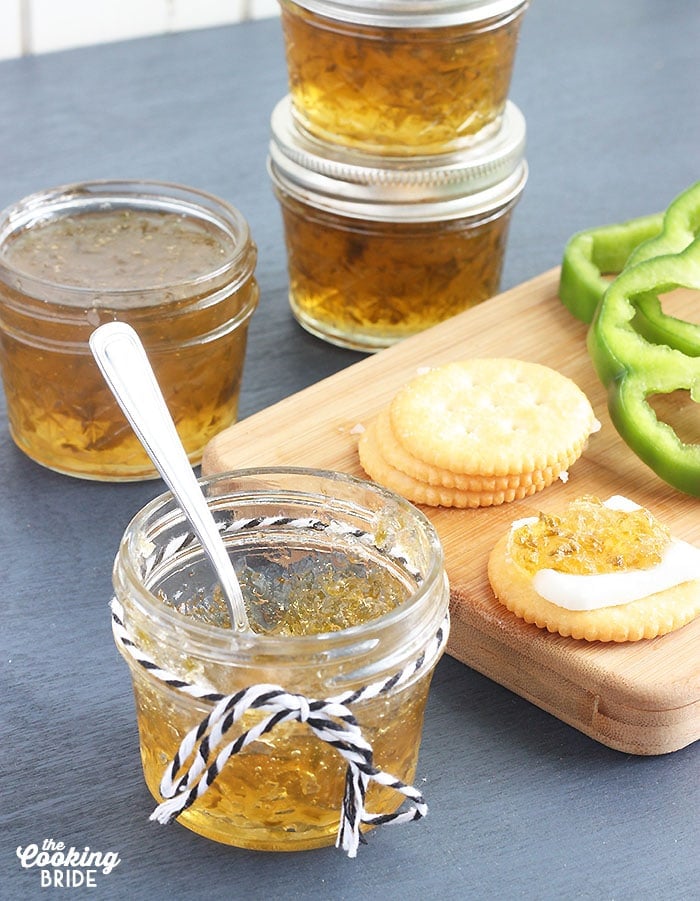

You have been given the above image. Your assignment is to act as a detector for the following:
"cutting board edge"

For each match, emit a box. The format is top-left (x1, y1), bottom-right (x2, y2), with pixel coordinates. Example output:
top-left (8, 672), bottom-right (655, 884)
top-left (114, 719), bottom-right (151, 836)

top-left (451, 647), bottom-right (699, 756)
top-left (447, 612), bottom-right (699, 756)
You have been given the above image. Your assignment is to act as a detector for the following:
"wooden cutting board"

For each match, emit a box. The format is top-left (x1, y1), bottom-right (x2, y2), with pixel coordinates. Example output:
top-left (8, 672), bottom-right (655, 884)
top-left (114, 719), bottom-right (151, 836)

top-left (202, 268), bottom-right (699, 756)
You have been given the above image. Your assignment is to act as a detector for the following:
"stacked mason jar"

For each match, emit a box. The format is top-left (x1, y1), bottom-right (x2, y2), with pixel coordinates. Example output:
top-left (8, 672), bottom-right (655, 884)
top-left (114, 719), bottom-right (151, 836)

top-left (269, 0), bottom-right (530, 352)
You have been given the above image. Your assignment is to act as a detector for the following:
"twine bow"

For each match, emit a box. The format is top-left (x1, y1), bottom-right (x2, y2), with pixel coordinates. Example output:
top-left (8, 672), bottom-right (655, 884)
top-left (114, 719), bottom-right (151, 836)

top-left (111, 599), bottom-right (448, 857)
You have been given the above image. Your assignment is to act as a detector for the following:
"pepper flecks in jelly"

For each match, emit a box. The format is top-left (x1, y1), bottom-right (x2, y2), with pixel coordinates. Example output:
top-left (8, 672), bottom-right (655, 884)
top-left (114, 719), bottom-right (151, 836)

top-left (280, 1), bottom-right (526, 155)
top-left (2, 209), bottom-right (234, 290)
top-left (0, 205), bottom-right (257, 480)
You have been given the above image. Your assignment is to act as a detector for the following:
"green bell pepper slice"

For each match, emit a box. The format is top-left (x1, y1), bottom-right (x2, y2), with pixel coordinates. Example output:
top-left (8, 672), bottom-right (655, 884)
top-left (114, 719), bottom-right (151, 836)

top-left (588, 238), bottom-right (700, 496)
top-left (628, 181), bottom-right (700, 264)
top-left (559, 212), bottom-right (663, 323)
top-left (559, 180), bottom-right (700, 336)
top-left (624, 181), bottom-right (700, 355)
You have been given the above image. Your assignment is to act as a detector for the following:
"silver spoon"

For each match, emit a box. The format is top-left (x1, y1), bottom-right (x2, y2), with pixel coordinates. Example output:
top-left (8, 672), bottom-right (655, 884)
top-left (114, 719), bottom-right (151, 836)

top-left (89, 321), bottom-right (251, 633)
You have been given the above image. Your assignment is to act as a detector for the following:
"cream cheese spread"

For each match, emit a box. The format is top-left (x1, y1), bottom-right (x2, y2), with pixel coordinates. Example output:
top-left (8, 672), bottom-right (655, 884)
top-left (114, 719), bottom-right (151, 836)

top-left (513, 496), bottom-right (700, 611)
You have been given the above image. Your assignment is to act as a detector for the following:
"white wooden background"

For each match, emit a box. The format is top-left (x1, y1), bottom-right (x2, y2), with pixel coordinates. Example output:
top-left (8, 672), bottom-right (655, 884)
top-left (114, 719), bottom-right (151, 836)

top-left (0, 0), bottom-right (280, 59)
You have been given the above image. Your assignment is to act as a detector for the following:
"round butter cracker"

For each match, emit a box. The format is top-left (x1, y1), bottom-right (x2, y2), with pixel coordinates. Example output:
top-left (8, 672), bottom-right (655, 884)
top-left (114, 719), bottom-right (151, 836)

top-left (374, 406), bottom-right (536, 491)
top-left (358, 418), bottom-right (546, 508)
top-left (389, 358), bottom-right (598, 477)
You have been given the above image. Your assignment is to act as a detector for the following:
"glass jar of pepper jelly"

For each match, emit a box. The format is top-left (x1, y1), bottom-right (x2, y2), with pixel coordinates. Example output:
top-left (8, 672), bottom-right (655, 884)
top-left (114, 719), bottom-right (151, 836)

top-left (0, 180), bottom-right (259, 481)
top-left (278, 0), bottom-right (530, 156)
top-left (111, 467), bottom-right (450, 851)
top-left (268, 95), bottom-right (527, 351)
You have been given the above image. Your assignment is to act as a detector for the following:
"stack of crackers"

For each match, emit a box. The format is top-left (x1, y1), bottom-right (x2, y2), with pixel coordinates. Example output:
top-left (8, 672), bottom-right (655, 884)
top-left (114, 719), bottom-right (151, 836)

top-left (359, 358), bottom-right (600, 508)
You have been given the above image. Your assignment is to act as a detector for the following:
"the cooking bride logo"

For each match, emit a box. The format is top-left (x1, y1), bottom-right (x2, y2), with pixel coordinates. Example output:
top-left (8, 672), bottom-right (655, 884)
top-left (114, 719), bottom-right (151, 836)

top-left (16, 838), bottom-right (121, 888)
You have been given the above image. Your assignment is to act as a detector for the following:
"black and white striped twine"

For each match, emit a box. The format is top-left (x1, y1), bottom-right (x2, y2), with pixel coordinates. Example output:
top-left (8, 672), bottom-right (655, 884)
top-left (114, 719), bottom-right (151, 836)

top-left (141, 512), bottom-right (424, 584)
top-left (113, 513), bottom-right (449, 857)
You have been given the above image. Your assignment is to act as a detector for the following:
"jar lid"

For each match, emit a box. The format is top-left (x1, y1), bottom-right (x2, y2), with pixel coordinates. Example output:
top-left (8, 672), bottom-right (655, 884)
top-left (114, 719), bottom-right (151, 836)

top-left (268, 96), bottom-right (528, 223)
top-left (283, 0), bottom-right (529, 28)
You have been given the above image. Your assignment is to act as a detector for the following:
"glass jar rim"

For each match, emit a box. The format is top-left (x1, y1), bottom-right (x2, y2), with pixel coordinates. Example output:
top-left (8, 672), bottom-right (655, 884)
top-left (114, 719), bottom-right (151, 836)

top-left (281, 0), bottom-right (529, 28)
top-left (268, 96), bottom-right (527, 222)
top-left (0, 179), bottom-right (257, 300)
top-left (113, 467), bottom-right (448, 663)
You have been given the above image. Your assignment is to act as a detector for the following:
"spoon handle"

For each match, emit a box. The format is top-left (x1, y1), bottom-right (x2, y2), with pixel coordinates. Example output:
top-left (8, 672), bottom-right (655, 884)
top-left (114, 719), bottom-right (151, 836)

top-left (89, 321), bottom-right (250, 633)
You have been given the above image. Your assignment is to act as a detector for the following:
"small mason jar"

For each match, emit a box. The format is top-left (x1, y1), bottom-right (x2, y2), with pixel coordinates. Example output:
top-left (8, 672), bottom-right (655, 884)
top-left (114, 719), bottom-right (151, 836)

top-left (112, 467), bottom-right (450, 851)
top-left (0, 180), bottom-right (258, 481)
top-left (278, 0), bottom-right (530, 156)
top-left (269, 95), bottom-right (527, 351)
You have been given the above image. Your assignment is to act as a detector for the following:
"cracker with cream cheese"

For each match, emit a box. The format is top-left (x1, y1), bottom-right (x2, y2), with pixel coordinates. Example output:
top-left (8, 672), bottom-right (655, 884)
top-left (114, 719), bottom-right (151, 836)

top-left (487, 497), bottom-right (700, 642)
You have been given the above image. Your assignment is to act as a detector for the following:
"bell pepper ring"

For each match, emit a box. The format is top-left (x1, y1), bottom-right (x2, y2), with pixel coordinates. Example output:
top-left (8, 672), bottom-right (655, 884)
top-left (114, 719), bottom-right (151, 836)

top-left (624, 181), bottom-right (700, 355)
top-left (559, 180), bottom-right (700, 335)
top-left (559, 212), bottom-right (663, 324)
top-left (628, 182), bottom-right (700, 265)
top-left (588, 238), bottom-right (700, 497)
